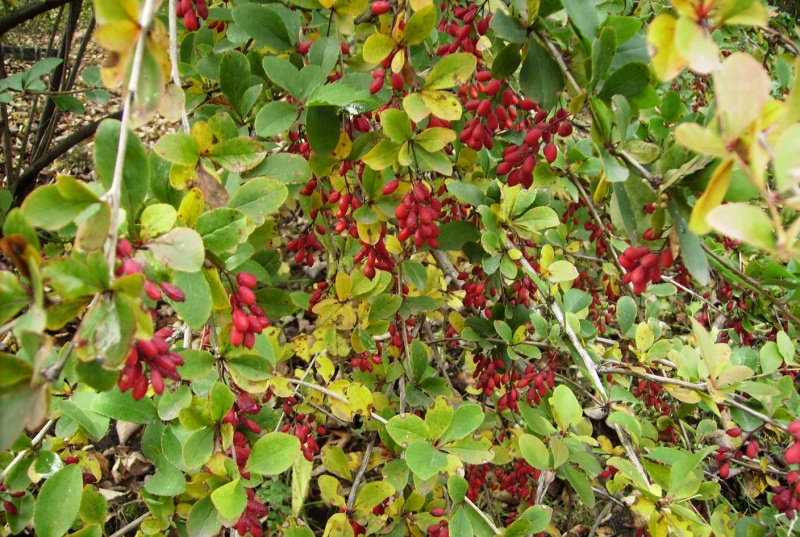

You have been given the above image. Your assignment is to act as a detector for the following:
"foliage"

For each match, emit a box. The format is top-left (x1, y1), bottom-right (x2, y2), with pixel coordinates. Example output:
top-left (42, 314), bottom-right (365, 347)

top-left (2, 0), bottom-right (800, 536)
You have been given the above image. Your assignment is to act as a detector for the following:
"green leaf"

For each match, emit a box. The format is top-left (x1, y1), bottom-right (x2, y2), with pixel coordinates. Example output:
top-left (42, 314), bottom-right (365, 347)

top-left (439, 403), bottom-right (484, 444)
top-left (60, 393), bottom-right (110, 441)
top-left (598, 62), bottom-right (649, 101)
top-left (449, 506), bottom-right (473, 537)
top-left (306, 105), bottom-right (340, 156)
top-left (183, 427), bottom-right (215, 468)
top-left (187, 495), bottom-right (222, 537)
top-left (551, 385), bottom-right (582, 429)
top-left (208, 137), bottom-right (266, 173)
top-left (90, 388), bottom-right (158, 424)
top-left (79, 484), bottom-right (108, 525)
top-left (380, 109), bottom-right (413, 143)
top-left (519, 505), bottom-right (552, 533)
top-left (33, 465), bottom-right (82, 537)
top-left (309, 36), bottom-right (341, 74)
top-left (140, 203), bottom-right (177, 239)
top-left (403, 4), bottom-right (437, 45)
top-left (405, 441), bottom-right (448, 480)
top-left (518, 434), bottom-right (549, 470)
top-left (489, 11), bottom-right (527, 44)
top-left (196, 208), bottom-right (248, 252)
top-left (144, 455), bottom-right (185, 496)
top-left (153, 133), bottom-right (200, 167)
top-left (424, 53), bottom-right (478, 90)
top-left (51, 94), bottom-right (85, 114)
top-left (362, 139), bottom-right (402, 170)
top-left (146, 227), bottom-right (205, 273)
top-left (591, 27), bottom-right (617, 86)
top-left (386, 413), bottom-right (431, 445)
top-left (246, 432), bottom-right (302, 475)
top-left (706, 203), bottom-right (776, 252)
top-left (171, 270), bottom-right (212, 329)
top-left (491, 43), bottom-right (522, 80)
top-left (353, 482), bottom-right (395, 512)
top-left (669, 204), bottom-right (710, 285)
top-left (520, 40), bottom-right (564, 111)
top-left (255, 101), bottom-right (299, 138)
top-left (220, 51), bottom-right (252, 119)
top-left (210, 381), bottom-right (235, 422)
top-left (211, 479), bottom-right (247, 522)
top-left (448, 474), bottom-right (468, 503)
top-left (231, 4), bottom-right (293, 52)
top-left (564, 464), bottom-right (595, 508)
top-left (21, 177), bottom-right (97, 231)
top-left (0, 272), bottom-right (29, 325)
top-left (773, 124), bottom-right (800, 192)
top-left (617, 296), bottom-right (637, 333)
top-left (561, 0), bottom-right (599, 41)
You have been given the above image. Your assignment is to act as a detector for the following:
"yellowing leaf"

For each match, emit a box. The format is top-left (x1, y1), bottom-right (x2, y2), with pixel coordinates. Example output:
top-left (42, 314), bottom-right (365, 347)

top-left (674, 15), bottom-right (720, 75)
top-left (647, 14), bottom-right (687, 81)
top-left (362, 33), bottom-right (396, 64)
top-left (674, 123), bottom-right (728, 158)
top-left (774, 124), bottom-right (800, 192)
top-left (690, 158), bottom-right (733, 234)
top-left (335, 272), bottom-right (352, 302)
top-left (715, 52), bottom-right (771, 143)
top-left (424, 53), bottom-right (478, 90)
top-left (403, 92), bottom-right (431, 123)
top-left (420, 90), bottom-right (463, 121)
top-left (706, 203), bottom-right (776, 252)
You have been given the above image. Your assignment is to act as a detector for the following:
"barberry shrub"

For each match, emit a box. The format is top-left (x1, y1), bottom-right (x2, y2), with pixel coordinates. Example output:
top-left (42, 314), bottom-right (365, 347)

top-left (1, 0), bottom-right (800, 536)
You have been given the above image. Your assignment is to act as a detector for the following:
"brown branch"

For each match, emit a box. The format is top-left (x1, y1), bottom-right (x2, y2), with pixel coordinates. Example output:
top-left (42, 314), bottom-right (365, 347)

top-left (0, 0), bottom-right (74, 37)
top-left (11, 109), bottom-right (122, 204)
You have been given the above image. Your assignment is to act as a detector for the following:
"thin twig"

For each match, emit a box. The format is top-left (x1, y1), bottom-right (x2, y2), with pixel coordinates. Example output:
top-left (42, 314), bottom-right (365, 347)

top-left (511, 240), bottom-right (650, 486)
top-left (346, 435), bottom-right (375, 510)
top-left (588, 501), bottom-right (614, 537)
top-left (702, 244), bottom-right (800, 330)
top-left (284, 378), bottom-right (388, 424)
top-left (532, 29), bottom-right (580, 95)
top-left (109, 512), bottom-right (149, 537)
top-left (0, 419), bottom-right (55, 482)
top-left (168, 0), bottom-right (190, 134)
top-left (464, 497), bottom-right (501, 535)
top-left (101, 0), bottom-right (158, 279)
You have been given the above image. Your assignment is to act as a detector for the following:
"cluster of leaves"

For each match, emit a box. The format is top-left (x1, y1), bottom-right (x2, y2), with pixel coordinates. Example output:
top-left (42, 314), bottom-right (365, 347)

top-left (2, 0), bottom-right (800, 536)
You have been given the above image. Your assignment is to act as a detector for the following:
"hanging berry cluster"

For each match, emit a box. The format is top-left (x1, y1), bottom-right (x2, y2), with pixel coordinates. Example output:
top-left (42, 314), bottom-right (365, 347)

top-left (619, 245), bottom-right (674, 294)
top-left (175, 0), bottom-right (208, 31)
top-left (395, 182), bottom-right (442, 249)
top-left (497, 109), bottom-right (572, 188)
top-left (118, 328), bottom-right (184, 400)
top-left (229, 272), bottom-right (270, 349)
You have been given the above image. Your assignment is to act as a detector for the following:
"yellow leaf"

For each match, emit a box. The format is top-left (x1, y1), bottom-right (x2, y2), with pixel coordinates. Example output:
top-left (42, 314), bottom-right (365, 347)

top-left (716, 52), bottom-right (771, 143)
top-left (177, 187), bottom-right (204, 226)
top-left (647, 14), bottom-right (687, 81)
top-left (403, 92), bottom-right (431, 123)
top-left (674, 123), bottom-right (728, 157)
top-left (362, 33), bottom-right (396, 64)
top-left (420, 90), bottom-right (464, 121)
top-left (335, 272), bottom-right (352, 302)
top-left (191, 121), bottom-right (213, 154)
top-left (357, 222), bottom-right (383, 245)
top-left (670, 0), bottom-right (698, 19)
top-left (316, 355), bottom-right (335, 383)
top-left (94, 20), bottom-right (139, 51)
top-left (690, 159), bottom-right (733, 234)
top-left (674, 15), bottom-right (720, 75)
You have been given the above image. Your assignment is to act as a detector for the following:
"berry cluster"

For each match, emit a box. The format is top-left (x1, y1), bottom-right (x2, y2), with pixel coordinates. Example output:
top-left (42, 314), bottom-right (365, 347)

top-left (223, 392), bottom-right (263, 435)
top-left (497, 109), bottom-right (572, 188)
top-left (369, 69), bottom-right (406, 94)
top-left (118, 328), bottom-right (184, 400)
top-left (116, 239), bottom-right (186, 304)
top-left (278, 405), bottom-right (324, 462)
top-left (436, 3), bottom-right (490, 57)
top-left (353, 232), bottom-right (395, 280)
top-left (426, 518), bottom-right (449, 537)
top-left (457, 266), bottom-right (490, 311)
top-left (0, 485), bottom-right (24, 516)
top-left (175, 0), bottom-right (208, 31)
top-left (233, 488), bottom-right (269, 537)
top-left (351, 349), bottom-right (383, 373)
top-left (619, 245), bottom-right (674, 294)
top-left (460, 72), bottom-right (531, 151)
top-left (395, 182), bottom-right (442, 249)
top-left (229, 272), bottom-right (270, 349)
top-left (287, 231), bottom-right (324, 267)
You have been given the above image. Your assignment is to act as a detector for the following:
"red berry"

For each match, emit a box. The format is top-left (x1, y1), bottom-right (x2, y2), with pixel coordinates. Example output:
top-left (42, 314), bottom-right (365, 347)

top-left (543, 144), bottom-right (557, 164)
top-left (298, 41), bottom-right (313, 54)
top-left (719, 461), bottom-right (730, 478)
top-left (183, 9), bottom-right (198, 30)
top-left (785, 442), bottom-right (800, 465)
top-left (727, 427), bottom-right (742, 438)
top-left (370, 1), bottom-right (392, 15)
top-left (237, 286), bottom-right (257, 306)
top-left (237, 272), bottom-right (258, 288)
top-left (132, 375), bottom-right (149, 400)
top-left (160, 282), bottom-right (186, 302)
